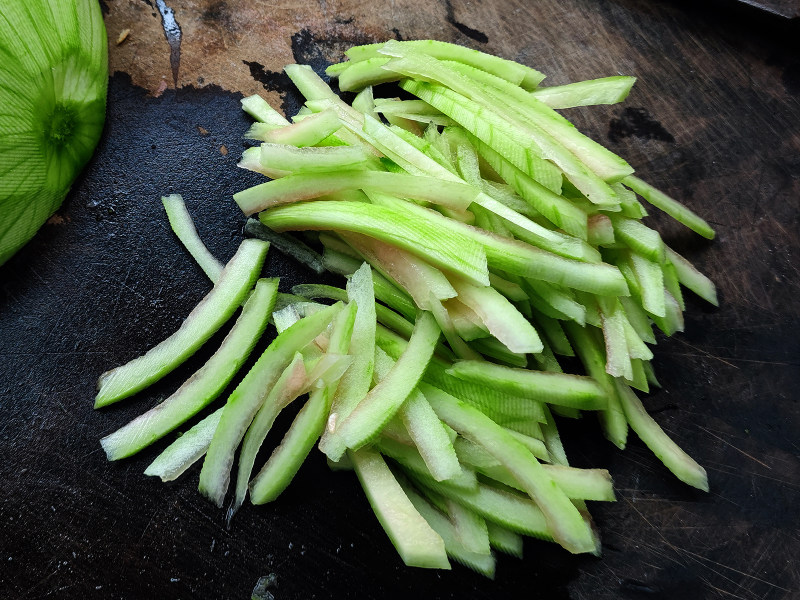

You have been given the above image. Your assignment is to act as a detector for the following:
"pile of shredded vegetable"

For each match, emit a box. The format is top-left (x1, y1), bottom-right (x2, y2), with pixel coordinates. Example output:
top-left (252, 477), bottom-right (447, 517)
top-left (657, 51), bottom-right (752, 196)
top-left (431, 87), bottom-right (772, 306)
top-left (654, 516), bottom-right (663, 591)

top-left (96, 40), bottom-right (716, 576)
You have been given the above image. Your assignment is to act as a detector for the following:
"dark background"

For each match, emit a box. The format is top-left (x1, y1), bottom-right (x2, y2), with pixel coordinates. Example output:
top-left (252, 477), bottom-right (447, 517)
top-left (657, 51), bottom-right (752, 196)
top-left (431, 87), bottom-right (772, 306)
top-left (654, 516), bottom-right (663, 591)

top-left (1, 0), bottom-right (798, 598)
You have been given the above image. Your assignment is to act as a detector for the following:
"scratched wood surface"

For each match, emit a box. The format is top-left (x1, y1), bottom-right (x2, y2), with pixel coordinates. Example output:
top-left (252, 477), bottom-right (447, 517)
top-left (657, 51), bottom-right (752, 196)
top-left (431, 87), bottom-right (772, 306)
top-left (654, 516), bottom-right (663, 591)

top-left (1, 0), bottom-right (798, 598)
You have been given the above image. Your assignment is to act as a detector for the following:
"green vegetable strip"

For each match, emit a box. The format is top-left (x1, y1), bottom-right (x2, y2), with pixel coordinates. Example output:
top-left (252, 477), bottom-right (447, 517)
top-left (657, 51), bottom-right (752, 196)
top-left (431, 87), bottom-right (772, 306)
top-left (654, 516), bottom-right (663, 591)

top-left (610, 215), bottom-right (666, 264)
top-left (335, 56), bottom-right (400, 91)
top-left (472, 137), bottom-right (588, 238)
top-left (232, 353), bottom-right (308, 513)
top-left (100, 278), bottom-right (277, 460)
top-left (375, 99), bottom-right (444, 116)
top-left (449, 277), bottom-right (543, 354)
top-left (336, 312), bottom-right (440, 450)
top-left (235, 170), bottom-right (479, 215)
top-left (410, 471), bottom-right (551, 539)
top-left (623, 175), bottom-right (715, 239)
top-left (248, 305), bottom-right (356, 505)
top-left (240, 94), bottom-right (290, 127)
top-left (429, 295), bottom-right (482, 361)
top-left (486, 521), bottom-right (524, 558)
top-left (248, 386), bottom-right (331, 504)
top-left (598, 297), bottom-right (634, 380)
top-left (346, 39), bottom-right (543, 87)
top-left (563, 322), bottom-right (628, 449)
top-left (293, 282), bottom-right (418, 343)
top-left (456, 440), bottom-right (615, 502)
top-left (198, 302), bottom-right (343, 506)
top-left (524, 279), bottom-right (587, 325)
top-left (318, 264), bottom-right (377, 461)
top-left (662, 260), bottom-right (686, 311)
top-left (531, 310), bottom-right (575, 357)
top-left (162, 194), bottom-right (224, 282)
top-left (627, 251), bottom-right (666, 318)
top-left (341, 231), bottom-right (458, 309)
top-left (375, 327), bottom-right (546, 423)
top-left (95, 238), bottom-right (269, 408)
top-left (587, 214), bottom-right (615, 247)
top-left (392, 367), bottom-right (461, 481)
top-left (143, 408), bottom-right (223, 482)
top-left (447, 361), bottom-right (606, 411)
top-left (401, 80), bottom-right (562, 193)
top-left (439, 60), bottom-right (633, 184)
top-left (376, 436), bottom-right (478, 491)
top-left (350, 447), bottom-right (451, 569)
top-left (367, 194), bottom-right (629, 296)
top-left (259, 143), bottom-right (376, 174)
top-left (613, 380), bottom-right (708, 491)
top-left (259, 200), bottom-right (490, 287)
top-left (539, 405), bottom-right (569, 465)
top-left (619, 295), bottom-right (656, 345)
top-left (258, 108), bottom-right (341, 147)
top-left (401, 485), bottom-right (496, 577)
top-left (665, 247), bottom-right (718, 306)
top-left (425, 389), bottom-right (598, 554)
top-left (445, 498), bottom-right (491, 555)
top-left (530, 76), bottom-right (636, 109)
top-left (391, 58), bottom-right (621, 204)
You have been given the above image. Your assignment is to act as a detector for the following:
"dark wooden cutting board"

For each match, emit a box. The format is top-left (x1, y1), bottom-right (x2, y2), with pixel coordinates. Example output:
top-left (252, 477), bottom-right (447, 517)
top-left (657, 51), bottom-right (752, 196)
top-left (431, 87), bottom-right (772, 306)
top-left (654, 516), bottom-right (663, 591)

top-left (1, 0), bottom-right (798, 598)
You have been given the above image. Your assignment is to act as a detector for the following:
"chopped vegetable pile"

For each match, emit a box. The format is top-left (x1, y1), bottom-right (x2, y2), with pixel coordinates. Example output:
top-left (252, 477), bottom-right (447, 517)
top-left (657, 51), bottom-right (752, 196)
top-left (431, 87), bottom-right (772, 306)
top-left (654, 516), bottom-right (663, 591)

top-left (96, 40), bottom-right (717, 576)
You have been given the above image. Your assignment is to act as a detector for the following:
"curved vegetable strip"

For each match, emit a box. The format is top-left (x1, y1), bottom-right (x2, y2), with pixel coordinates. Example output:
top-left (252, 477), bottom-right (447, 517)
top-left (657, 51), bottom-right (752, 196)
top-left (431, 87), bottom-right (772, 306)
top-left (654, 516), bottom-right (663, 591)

top-left (350, 40), bottom-right (545, 88)
top-left (446, 361), bottom-right (606, 411)
top-left (144, 408), bottom-right (223, 482)
top-left (376, 436), bottom-right (477, 491)
top-left (665, 247), bottom-right (718, 306)
top-left (232, 353), bottom-right (308, 513)
top-left (101, 278), bottom-right (278, 460)
top-left (235, 170), bottom-right (478, 215)
top-left (240, 94), bottom-right (290, 127)
top-left (563, 321), bottom-right (628, 449)
top-left (341, 231), bottom-right (458, 309)
top-left (336, 312), bottom-right (440, 450)
top-left (319, 263), bottom-right (377, 461)
top-left (614, 380), bottom-right (709, 491)
top-left (371, 349), bottom-right (461, 481)
top-left (257, 108), bottom-right (341, 147)
top-left (95, 238), bottom-right (269, 408)
top-left (259, 200), bottom-right (490, 287)
top-left (486, 521), bottom-right (524, 558)
top-left (623, 175), bottom-right (715, 240)
top-left (368, 194), bottom-right (629, 296)
top-left (247, 305), bottom-right (357, 506)
top-left (198, 301), bottom-right (344, 507)
top-left (530, 76), bottom-right (637, 109)
top-left (259, 143), bottom-right (374, 174)
top-left (162, 194), bottom-right (224, 282)
top-left (248, 386), bottom-right (331, 504)
top-left (424, 389), bottom-right (598, 554)
top-left (350, 447), bottom-right (450, 569)
top-left (449, 277), bottom-right (543, 354)
top-left (401, 484), bottom-right (496, 577)
top-left (409, 472), bottom-right (551, 539)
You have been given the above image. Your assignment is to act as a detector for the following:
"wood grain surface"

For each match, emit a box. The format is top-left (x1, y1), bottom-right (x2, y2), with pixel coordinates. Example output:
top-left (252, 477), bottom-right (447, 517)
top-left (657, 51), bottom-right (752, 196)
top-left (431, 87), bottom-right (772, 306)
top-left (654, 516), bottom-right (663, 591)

top-left (1, 0), bottom-right (798, 599)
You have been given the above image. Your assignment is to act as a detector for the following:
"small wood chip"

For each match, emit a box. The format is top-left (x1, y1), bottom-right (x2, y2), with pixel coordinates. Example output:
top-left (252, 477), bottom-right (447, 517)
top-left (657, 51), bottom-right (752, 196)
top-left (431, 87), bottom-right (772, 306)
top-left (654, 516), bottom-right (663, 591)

top-left (220, 145), bottom-right (229, 156)
top-left (116, 29), bottom-right (130, 45)
top-left (197, 125), bottom-right (209, 135)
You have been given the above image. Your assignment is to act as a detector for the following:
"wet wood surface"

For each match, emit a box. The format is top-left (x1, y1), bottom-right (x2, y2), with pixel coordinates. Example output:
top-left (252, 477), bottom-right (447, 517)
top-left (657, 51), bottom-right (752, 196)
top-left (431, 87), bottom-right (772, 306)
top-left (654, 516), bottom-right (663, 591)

top-left (1, 0), bottom-right (798, 598)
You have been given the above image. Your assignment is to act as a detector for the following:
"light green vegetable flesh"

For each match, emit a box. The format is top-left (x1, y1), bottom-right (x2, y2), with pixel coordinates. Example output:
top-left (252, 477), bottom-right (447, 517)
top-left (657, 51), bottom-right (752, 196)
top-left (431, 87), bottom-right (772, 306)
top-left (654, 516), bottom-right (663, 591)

top-left (96, 39), bottom-right (720, 578)
top-left (0, 0), bottom-right (108, 265)
top-left (95, 239), bottom-right (269, 407)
